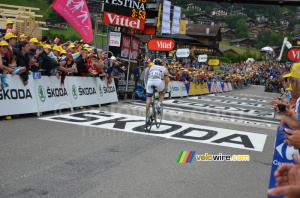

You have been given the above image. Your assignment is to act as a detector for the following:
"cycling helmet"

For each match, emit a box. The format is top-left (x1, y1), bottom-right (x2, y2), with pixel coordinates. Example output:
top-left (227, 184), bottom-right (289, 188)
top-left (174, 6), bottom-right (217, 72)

top-left (153, 59), bottom-right (162, 65)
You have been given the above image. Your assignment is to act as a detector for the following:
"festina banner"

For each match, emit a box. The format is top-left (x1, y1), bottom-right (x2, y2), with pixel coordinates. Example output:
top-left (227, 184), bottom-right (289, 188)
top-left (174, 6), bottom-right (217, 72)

top-left (172, 6), bottom-right (181, 34)
top-left (52, 0), bottom-right (93, 43)
top-left (162, 0), bottom-right (171, 34)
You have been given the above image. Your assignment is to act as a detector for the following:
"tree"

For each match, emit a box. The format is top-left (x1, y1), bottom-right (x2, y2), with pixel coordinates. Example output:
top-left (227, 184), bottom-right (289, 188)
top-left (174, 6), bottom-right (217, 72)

top-left (235, 18), bottom-right (249, 38)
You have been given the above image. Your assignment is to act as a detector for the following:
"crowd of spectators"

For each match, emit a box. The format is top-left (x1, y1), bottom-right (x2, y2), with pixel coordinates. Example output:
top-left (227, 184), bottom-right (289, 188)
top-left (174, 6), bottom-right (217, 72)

top-left (0, 20), bottom-right (127, 90)
top-left (139, 56), bottom-right (292, 93)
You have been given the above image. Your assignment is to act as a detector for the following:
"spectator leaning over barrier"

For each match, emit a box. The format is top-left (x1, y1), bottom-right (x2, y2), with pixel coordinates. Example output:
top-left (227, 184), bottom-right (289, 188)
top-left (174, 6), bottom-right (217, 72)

top-left (279, 63), bottom-right (300, 130)
top-left (105, 56), bottom-right (116, 85)
top-left (27, 38), bottom-right (40, 72)
top-left (0, 41), bottom-right (14, 74)
top-left (39, 44), bottom-right (59, 76)
top-left (98, 58), bottom-right (106, 80)
top-left (112, 66), bottom-right (122, 91)
top-left (73, 47), bottom-right (89, 76)
top-left (87, 54), bottom-right (99, 77)
top-left (59, 55), bottom-right (75, 86)
top-left (13, 41), bottom-right (30, 86)
top-left (4, 33), bottom-right (17, 63)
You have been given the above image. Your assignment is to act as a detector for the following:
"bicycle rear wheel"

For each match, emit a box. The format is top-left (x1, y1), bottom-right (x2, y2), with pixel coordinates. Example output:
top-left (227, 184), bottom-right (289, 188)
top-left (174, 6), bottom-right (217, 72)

top-left (145, 102), bottom-right (154, 132)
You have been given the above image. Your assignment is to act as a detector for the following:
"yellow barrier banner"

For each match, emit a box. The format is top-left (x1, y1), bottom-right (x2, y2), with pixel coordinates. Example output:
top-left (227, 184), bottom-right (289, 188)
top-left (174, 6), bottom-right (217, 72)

top-left (189, 82), bottom-right (201, 96)
top-left (200, 83), bottom-right (209, 94)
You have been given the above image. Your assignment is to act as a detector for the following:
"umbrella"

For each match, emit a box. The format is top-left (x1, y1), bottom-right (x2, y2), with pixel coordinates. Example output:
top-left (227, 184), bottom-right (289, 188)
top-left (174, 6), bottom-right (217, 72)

top-left (261, 46), bottom-right (273, 52)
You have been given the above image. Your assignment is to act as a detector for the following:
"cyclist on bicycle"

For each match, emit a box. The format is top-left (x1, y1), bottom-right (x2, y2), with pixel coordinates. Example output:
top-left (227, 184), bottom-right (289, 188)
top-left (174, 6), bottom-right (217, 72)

top-left (145, 59), bottom-right (169, 118)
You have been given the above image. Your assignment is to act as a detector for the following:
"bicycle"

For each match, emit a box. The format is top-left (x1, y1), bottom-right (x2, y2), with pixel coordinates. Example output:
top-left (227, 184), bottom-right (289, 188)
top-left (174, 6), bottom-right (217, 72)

top-left (145, 86), bottom-right (163, 132)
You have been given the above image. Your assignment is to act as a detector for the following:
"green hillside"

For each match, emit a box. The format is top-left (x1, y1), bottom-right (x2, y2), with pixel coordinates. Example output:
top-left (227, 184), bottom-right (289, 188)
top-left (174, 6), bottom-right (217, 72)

top-left (220, 40), bottom-right (260, 57)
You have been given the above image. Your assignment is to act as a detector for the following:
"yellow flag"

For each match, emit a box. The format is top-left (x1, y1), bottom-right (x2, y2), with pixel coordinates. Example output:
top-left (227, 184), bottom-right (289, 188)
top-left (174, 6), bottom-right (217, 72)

top-left (180, 20), bottom-right (186, 34)
top-left (157, 3), bottom-right (162, 28)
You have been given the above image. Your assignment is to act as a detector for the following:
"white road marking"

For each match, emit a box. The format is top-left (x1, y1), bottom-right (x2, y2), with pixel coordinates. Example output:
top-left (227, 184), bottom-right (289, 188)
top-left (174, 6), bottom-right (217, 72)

top-left (208, 116), bottom-right (271, 127)
top-left (40, 110), bottom-right (267, 152)
top-left (188, 97), bottom-right (272, 109)
top-left (163, 100), bottom-right (275, 118)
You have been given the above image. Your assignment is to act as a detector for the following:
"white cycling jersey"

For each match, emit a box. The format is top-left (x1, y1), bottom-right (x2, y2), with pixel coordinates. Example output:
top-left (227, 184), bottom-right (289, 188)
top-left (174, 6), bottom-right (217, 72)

top-left (146, 65), bottom-right (168, 95)
top-left (148, 65), bottom-right (168, 80)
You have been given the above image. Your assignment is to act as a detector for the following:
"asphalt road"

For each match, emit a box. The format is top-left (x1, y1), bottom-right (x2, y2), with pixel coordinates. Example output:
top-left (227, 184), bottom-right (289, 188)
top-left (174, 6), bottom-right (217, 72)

top-left (0, 85), bottom-right (281, 198)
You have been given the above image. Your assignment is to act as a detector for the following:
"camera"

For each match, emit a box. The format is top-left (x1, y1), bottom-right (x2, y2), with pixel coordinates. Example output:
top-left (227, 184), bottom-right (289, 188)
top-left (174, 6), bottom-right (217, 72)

top-left (277, 104), bottom-right (287, 112)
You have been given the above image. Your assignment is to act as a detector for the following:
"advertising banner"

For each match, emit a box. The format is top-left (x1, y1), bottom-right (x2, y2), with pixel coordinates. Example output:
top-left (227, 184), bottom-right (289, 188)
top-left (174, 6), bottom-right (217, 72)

top-left (148, 39), bottom-right (175, 51)
top-left (268, 125), bottom-right (299, 198)
top-left (208, 59), bottom-right (220, 66)
top-left (189, 82), bottom-right (201, 96)
top-left (176, 48), bottom-right (190, 58)
top-left (0, 75), bottom-right (38, 116)
top-left (169, 81), bottom-right (182, 98)
top-left (172, 6), bottom-right (181, 34)
top-left (130, 37), bottom-right (139, 60)
top-left (198, 54), bottom-right (208, 62)
top-left (121, 35), bottom-right (131, 59)
top-left (180, 82), bottom-right (188, 97)
top-left (109, 32), bottom-right (121, 47)
top-left (34, 76), bottom-right (72, 112)
top-left (162, 0), bottom-right (171, 34)
top-left (103, 12), bottom-right (145, 30)
top-left (96, 78), bottom-right (118, 105)
top-left (65, 77), bottom-right (100, 107)
top-left (199, 83), bottom-right (209, 95)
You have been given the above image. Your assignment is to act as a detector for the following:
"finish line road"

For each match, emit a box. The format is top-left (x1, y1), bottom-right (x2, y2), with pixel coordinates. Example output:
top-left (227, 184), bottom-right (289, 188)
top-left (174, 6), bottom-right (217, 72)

top-left (0, 85), bottom-right (280, 198)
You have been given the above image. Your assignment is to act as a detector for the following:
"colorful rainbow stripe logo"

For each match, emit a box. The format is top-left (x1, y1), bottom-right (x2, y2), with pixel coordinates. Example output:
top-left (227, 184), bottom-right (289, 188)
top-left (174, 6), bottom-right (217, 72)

top-left (176, 151), bottom-right (196, 163)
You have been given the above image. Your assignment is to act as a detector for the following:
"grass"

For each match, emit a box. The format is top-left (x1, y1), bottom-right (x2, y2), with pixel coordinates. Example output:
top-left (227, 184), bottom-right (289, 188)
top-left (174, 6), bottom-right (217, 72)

top-left (48, 25), bottom-right (107, 45)
top-left (220, 40), bottom-right (260, 57)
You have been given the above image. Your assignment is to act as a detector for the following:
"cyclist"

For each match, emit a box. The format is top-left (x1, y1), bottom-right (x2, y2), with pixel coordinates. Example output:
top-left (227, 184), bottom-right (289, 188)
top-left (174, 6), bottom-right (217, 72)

top-left (145, 59), bottom-right (169, 122)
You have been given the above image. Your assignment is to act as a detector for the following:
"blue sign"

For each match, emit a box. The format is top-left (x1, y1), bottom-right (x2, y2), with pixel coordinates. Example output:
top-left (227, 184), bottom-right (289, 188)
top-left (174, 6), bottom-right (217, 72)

top-left (268, 125), bottom-right (299, 198)
top-left (32, 72), bottom-right (41, 79)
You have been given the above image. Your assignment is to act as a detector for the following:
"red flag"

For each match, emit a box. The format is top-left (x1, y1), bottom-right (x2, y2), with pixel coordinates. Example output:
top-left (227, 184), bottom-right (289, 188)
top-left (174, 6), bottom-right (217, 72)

top-left (52, 0), bottom-right (93, 43)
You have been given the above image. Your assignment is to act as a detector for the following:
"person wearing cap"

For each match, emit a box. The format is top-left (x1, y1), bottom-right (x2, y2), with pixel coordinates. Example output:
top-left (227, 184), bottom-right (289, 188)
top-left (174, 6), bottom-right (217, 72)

top-left (52, 46), bottom-right (61, 57)
top-left (4, 32), bottom-right (17, 63)
top-left (105, 56), bottom-right (116, 76)
top-left (0, 41), bottom-right (13, 75)
top-left (277, 63), bottom-right (300, 130)
top-left (19, 34), bottom-right (28, 42)
top-left (12, 41), bottom-right (31, 86)
top-left (58, 54), bottom-right (75, 79)
top-left (5, 20), bottom-right (14, 34)
top-left (39, 44), bottom-right (60, 76)
top-left (27, 38), bottom-right (40, 72)
top-left (68, 44), bottom-right (76, 54)
top-left (13, 34), bottom-right (28, 49)
top-left (72, 47), bottom-right (90, 76)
